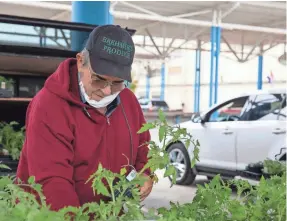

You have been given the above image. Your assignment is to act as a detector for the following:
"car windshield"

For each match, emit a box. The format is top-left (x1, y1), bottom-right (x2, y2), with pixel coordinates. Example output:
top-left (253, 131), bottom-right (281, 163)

top-left (151, 100), bottom-right (169, 108)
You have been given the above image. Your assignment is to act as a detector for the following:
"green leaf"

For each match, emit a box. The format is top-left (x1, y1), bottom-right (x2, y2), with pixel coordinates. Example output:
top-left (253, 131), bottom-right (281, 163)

top-left (185, 139), bottom-right (191, 149)
top-left (191, 146), bottom-right (200, 167)
top-left (97, 163), bottom-right (103, 173)
top-left (120, 167), bottom-right (127, 176)
top-left (157, 207), bottom-right (169, 216)
top-left (159, 126), bottom-right (165, 142)
top-left (158, 109), bottom-right (165, 122)
top-left (95, 181), bottom-right (110, 197)
top-left (229, 201), bottom-right (247, 220)
top-left (0, 176), bottom-right (13, 190)
top-left (0, 164), bottom-right (11, 170)
top-left (33, 184), bottom-right (43, 194)
top-left (164, 166), bottom-right (176, 179)
top-left (137, 123), bottom-right (155, 134)
top-left (28, 176), bottom-right (35, 185)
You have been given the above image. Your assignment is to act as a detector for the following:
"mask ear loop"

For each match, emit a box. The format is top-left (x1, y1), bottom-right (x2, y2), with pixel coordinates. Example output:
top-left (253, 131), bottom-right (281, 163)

top-left (124, 80), bottom-right (129, 88)
top-left (120, 102), bottom-right (134, 166)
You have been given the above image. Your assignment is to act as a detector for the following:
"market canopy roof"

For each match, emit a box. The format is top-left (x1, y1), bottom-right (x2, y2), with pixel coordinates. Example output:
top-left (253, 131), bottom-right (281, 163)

top-left (0, 1), bottom-right (286, 60)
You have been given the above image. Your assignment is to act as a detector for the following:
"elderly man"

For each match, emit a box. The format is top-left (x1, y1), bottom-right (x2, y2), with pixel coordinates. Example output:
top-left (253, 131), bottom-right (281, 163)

top-left (16, 25), bottom-right (153, 211)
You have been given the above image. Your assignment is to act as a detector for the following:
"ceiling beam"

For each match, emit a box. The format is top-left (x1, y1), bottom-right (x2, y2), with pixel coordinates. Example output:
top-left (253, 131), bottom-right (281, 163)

top-left (222, 35), bottom-right (242, 62)
top-left (172, 9), bottom-right (212, 18)
top-left (1, 1), bottom-right (285, 35)
top-left (221, 2), bottom-right (240, 20)
top-left (243, 34), bottom-right (270, 61)
top-left (119, 1), bottom-right (160, 16)
top-left (0, 1), bottom-right (71, 11)
top-left (111, 10), bottom-right (286, 35)
top-left (136, 9), bottom-right (212, 35)
top-left (240, 2), bottom-right (286, 10)
top-left (145, 28), bottom-right (162, 56)
top-left (50, 11), bottom-right (70, 20)
top-left (166, 27), bottom-right (207, 55)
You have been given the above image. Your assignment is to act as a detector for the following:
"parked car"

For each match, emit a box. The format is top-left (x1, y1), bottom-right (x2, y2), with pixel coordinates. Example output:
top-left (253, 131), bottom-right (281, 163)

top-left (138, 98), bottom-right (169, 111)
top-left (154, 88), bottom-right (286, 185)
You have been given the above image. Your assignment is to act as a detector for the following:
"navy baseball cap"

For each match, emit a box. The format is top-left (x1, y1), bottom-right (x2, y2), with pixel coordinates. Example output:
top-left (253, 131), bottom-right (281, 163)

top-left (85, 25), bottom-right (135, 82)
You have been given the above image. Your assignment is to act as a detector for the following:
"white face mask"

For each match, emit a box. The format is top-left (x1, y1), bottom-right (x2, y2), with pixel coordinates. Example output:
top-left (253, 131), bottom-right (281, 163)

top-left (79, 81), bottom-right (120, 108)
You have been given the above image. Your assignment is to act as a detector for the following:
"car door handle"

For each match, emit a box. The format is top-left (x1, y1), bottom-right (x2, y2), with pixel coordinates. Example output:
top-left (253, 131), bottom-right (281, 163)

top-left (272, 128), bottom-right (286, 135)
top-left (222, 129), bottom-right (233, 135)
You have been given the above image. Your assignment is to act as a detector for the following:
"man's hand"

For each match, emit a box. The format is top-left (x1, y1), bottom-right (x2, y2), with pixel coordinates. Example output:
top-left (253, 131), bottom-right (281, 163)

top-left (139, 174), bottom-right (153, 201)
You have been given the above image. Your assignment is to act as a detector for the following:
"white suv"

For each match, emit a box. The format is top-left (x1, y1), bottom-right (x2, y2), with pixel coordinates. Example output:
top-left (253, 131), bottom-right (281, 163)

top-left (156, 89), bottom-right (286, 185)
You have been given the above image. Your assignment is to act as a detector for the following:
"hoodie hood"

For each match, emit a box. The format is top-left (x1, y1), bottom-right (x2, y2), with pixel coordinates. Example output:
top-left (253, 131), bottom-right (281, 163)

top-left (44, 58), bottom-right (84, 107)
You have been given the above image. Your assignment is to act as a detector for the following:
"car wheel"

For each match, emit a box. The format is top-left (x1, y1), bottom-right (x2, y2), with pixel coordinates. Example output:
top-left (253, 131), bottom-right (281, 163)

top-left (167, 143), bottom-right (196, 185)
top-left (207, 176), bottom-right (213, 181)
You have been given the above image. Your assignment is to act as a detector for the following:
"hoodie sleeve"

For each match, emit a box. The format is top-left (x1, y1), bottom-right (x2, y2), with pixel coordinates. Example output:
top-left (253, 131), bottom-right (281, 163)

top-left (25, 99), bottom-right (80, 211)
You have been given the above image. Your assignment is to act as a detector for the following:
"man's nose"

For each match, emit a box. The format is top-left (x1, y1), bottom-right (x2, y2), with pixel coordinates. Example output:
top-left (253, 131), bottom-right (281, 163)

top-left (101, 85), bottom-right (112, 96)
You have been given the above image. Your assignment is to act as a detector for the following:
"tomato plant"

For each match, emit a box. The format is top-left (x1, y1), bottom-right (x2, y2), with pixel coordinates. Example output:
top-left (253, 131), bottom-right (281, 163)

top-left (0, 121), bottom-right (25, 160)
top-left (156, 172), bottom-right (286, 221)
top-left (0, 109), bottom-right (285, 220)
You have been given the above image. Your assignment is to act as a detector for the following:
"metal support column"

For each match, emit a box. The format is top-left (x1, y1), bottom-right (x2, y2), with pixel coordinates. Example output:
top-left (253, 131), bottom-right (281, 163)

top-left (209, 10), bottom-right (221, 107)
top-left (71, 1), bottom-right (113, 51)
top-left (209, 25), bottom-right (216, 107)
top-left (160, 62), bottom-right (165, 101)
top-left (214, 25), bottom-right (221, 104)
top-left (146, 75), bottom-right (150, 99)
top-left (257, 46), bottom-right (264, 90)
top-left (194, 40), bottom-right (201, 113)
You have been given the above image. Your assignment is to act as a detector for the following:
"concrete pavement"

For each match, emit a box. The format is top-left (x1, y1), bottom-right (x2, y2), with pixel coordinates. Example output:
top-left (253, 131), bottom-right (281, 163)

top-left (141, 170), bottom-right (208, 211)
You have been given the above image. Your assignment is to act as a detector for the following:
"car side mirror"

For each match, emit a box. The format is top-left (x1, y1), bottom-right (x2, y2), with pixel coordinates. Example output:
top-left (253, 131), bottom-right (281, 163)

top-left (200, 116), bottom-right (206, 124)
top-left (191, 113), bottom-right (206, 124)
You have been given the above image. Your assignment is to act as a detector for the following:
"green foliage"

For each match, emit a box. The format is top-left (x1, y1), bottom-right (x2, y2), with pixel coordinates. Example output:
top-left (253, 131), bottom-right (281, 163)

top-left (0, 110), bottom-right (197, 220)
top-left (137, 109), bottom-right (200, 184)
top-left (157, 172), bottom-right (286, 221)
top-left (263, 159), bottom-right (286, 175)
top-left (127, 71), bottom-right (138, 93)
top-left (0, 121), bottom-right (25, 160)
top-left (0, 76), bottom-right (14, 88)
top-left (0, 110), bottom-right (285, 220)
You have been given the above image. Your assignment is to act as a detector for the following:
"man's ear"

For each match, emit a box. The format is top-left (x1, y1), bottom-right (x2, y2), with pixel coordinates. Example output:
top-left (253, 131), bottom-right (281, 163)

top-left (76, 53), bottom-right (84, 71)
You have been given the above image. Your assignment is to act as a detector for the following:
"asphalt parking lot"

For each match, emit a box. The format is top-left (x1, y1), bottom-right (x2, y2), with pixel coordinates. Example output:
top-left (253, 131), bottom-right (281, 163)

top-left (141, 170), bottom-right (208, 211)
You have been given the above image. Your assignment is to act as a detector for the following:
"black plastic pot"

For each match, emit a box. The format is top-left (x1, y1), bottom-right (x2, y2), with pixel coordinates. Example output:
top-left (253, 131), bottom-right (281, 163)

top-left (0, 88), bottom-right (13, 98)
top-left (0, 155), bottom-right (19, 175)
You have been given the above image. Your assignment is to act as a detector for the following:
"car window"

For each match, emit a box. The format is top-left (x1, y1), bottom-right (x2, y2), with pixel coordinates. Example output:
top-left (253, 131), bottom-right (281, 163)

top-left (151, 100), bottom-right (169, 108)
top-left (248, 93), bottom-right (286, 121)
top-left (139, 100), bottom-right (149, 105)
top-left (208, 96), bottom-right (248, 122)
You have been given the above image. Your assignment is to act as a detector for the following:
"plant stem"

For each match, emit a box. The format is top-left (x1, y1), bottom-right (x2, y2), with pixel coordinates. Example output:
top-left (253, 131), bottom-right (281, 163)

top-left (138, 165), bottom-right (148, 176)
top-left (162, 125), bottom-right (167, 151)
top-left (138, 161), bottom-right (157, 177)
top-left (107, 179), bottom-right (116, 217)
top-left (17, 183), bottom-right (46, 207)
top-left (108, 181), bottom-right (116, 203)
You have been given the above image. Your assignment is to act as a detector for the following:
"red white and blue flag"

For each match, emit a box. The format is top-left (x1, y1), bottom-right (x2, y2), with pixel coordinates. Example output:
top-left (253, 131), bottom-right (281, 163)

top-left (267, 71), bottom-right (274, 83)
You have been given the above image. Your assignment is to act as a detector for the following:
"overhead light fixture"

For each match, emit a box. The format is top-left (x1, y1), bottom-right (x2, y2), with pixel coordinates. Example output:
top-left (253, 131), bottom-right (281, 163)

top-left (278, 43), bottom-right (286, 66)
top-left (278, 52), bottom-right (286, 66)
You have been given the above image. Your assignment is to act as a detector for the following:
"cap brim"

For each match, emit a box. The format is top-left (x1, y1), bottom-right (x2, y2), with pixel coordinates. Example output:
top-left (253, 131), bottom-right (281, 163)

top-left (90, 56), bottom-right (132, 82)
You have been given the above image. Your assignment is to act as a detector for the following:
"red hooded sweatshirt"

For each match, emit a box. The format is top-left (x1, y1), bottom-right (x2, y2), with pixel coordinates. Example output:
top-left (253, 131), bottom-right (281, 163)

top-left (16, 58), bottom-right (150, 211)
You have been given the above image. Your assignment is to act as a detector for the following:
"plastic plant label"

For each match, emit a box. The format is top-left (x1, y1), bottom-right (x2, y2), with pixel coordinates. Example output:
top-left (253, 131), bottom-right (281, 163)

top-left (126, 169), bottom-right (137, 182)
